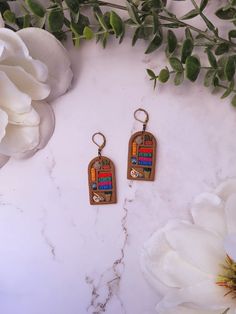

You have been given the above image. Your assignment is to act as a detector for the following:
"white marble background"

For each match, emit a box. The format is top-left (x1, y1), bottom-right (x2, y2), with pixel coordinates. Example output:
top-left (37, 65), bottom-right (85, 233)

top-left (1, 1), bottom-right (236, 313)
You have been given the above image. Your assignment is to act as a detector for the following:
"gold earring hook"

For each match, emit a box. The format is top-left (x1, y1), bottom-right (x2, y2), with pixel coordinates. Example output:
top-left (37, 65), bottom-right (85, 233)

top-left (92, 132), bottom-right (106, 156)
top-left (134, 108), bottom-right (149, 131)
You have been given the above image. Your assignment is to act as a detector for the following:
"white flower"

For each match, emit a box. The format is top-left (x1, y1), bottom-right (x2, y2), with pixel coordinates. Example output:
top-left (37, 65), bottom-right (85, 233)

top-left (141, 179), bottom-right (236, 314)
top-left (0, 26), bottom-right (73, 167)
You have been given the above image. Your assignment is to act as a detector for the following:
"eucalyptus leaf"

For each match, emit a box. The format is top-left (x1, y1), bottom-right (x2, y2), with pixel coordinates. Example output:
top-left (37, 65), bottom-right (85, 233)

top-left (48, 7), bottom-right (64, 32)
top-left (174, 71), bottom-right (184, 85)
top-left (158, 68), bottom-right (170, 83)
top-left (232, 95), bottom-right (236, 107)
top-left (167, 29), bottom-right (177, 53)
top-left (229, 30), bottom-right (236, 41)
top-left (126, 0), bottom-right (141, 25)
top-left (169, 57), bottom-right (184, 72)
top-left (23, 14), bottom-right (30, 28)
top-left (145, 32), bottom-right (163, 54)
top-left (200, 0), bottom-right (208, 11)
top-left (185, 27), bottom-right (193, 40)
top-left (83, 26), bottom-right (94, 40)
top-left (181, 9), bottom-right (199, 20)
top-left (147, 68), bottom-right (157, 79)
top-left (110, 11), bottom-right (123, 37)
top-left (0, 1), bottom-right (10, 14)
top-left (181, 38), bottom-right (194, 63)
top-left (65, 0), bottom-right (79, 14)
top-left (186, 55), bottom-right (201, 82)
top-left (204, 69), bottom-right (216, 87)
top-left (215, 43), bottom-right (229, 55)
top-left (3, 9), bottom-right (15, 23)
top-left (221, 80), bottom-right (234, 99)
top-left (207, 49), bottom-right (217, 68)
top-left (215, 7), bottom-right (236, 20)
top-left (225, 56), bottom-right (235, 81)
top-left (25, 0), bottom-right (45, 17)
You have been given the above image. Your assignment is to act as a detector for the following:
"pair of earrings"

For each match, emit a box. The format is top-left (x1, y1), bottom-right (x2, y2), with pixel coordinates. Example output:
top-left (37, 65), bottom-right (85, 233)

top-left (88, 108), bottom-right (157, 205)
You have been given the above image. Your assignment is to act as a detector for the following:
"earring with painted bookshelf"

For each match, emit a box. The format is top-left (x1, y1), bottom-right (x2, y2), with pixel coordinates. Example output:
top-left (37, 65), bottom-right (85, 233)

top-left (88, 132), bottom-right (117, 205)
top-left (127, 108), bottom-right (157, 181)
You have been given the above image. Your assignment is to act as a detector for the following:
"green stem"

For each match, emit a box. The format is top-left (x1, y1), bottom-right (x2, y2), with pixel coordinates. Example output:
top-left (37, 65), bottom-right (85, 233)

top-left (217, 84), bottom-right (236, 93)
top-left (84, 1), bottom-right (234, 47)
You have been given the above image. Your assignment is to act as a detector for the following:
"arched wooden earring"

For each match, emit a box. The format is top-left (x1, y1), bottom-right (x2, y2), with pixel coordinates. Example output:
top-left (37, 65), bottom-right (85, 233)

top-left (88, 132), bottom-right (117, 205)
top-left (127, 108), bottom-right (157, 181)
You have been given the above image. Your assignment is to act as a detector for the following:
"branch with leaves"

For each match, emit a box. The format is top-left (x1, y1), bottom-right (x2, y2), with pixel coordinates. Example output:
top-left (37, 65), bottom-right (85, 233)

top-left (2, 0), bottom-right (236, 106)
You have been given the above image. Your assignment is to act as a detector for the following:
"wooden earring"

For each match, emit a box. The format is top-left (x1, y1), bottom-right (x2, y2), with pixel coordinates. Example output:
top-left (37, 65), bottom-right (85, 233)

top-left (127, 108), bottom-right (157, 181)
top-left (88, 132), bottom-right (117, 205)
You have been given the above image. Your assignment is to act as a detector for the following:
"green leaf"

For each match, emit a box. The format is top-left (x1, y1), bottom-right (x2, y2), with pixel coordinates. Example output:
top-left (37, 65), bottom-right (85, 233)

top-left (169, 57), bottom-right (184, 72)
top-left (153, 11), bottom-right (159, 34)
top-left (126, 0), bottom-right (141, 25)
top-left (110, 11), bottom-right (123, 37)
top-left (213, 76), bottom-right (219, 87)
top-left (23, 14), bottom-right (31, 28)
top-left (0, 1), bottom-right (10, 15)
top-left (225, 56), bottom-right (235, 81)
top-left (181, 38), bottom-right (194, 63)
top-left (185, 55), bottom-right (201, 82)
top-left (181, 9), bottom-right (199, 20)
top-left (232, 95), bottom-right (236, 107)
top-left (30, 14), bottom-right (46, 28)
top-left (48, 7), bottom-right (64, 32)
top-left (207, 49), bottom-right (217, 68)
top-left (65, 0), bottom-right (79, 14)
top-left (185, 27), bottom-right (193, 40)
top-left (83, 26), bottom-right (94, 40)
top-left (146, 68), bottom-right (157, 79)
top-left (204, 69), bottom-right (216, 87)
top-left (145, 32), bottom-right (163, 54)
top-left (3, 9), bottom-right (15, 23)
top-left (201, 14), bottom-right (215, 32)
top-left (215, 43), bottom-right (229, 55)
top-left (25, 0), bottom-right (45, 17)
top-left (174, 71), bottom-right (184, 85)
top-left (215, 7), bottom-right (236, 20)
top-left (158, 68), bottom-right (170, 83)
top-left (200, 0), bottom-right (208, 11)
top-left (167, 30), bottom-right (177, 53)
top-left (221, 80), bottom-right (234, 98)
top-left (95, 12), bottom-right (108, 31)
top-left (229, 30), bottom-right (236, 41)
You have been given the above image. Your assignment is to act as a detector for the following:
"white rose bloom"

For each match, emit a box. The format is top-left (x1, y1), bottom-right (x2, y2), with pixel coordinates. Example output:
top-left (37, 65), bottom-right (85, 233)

top-left (141, 179), bottom-right (236, 314)
top-left (0, 26), bottom-right (73, 167)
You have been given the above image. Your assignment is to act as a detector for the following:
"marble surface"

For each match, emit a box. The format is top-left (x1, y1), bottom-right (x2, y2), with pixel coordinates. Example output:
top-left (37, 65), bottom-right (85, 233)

top-left (1, 2), bottom-right (236, 313)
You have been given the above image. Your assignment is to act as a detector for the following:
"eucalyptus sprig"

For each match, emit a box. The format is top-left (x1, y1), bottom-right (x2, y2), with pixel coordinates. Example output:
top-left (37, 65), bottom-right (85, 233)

top-left (2, 0), bottom-right (236, 106)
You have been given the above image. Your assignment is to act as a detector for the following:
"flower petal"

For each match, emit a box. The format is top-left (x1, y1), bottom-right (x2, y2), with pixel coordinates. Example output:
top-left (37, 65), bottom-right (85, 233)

top-left (17, 28), bottom-right (73, 101)
top-left (7, 107), bottom-right (40, 126)
top-left (0, 124), bottom-right (39, 156)
top-left (216, 179), bottom-right (236, 201)
top-left (0, 65), bottom-right (50, 100)
top-left (0, 28), bottom-right (29, 59)
top-left (0, 154), bottom-right (10, 168)
top-left (158, 305), bottom-right (221, 314)
top-left (0, 108), bottom-right (8, 141)
top-left (142, 228), bottom-right (210, 290)
top-left (191, 193), bottom-right (226, 237)
top-left (1, 56), bottom-right (48, 82)
top-left (224, 234), bottom-right (236, 261)
top-left (0, 71), bottom-right (31, 114)
top-left (156, 279), bottom-right (234, 312)
top-left (12, 101), bottom-right (55, 159)
top-left (164, 221), bottom-right (224, 275)
top-left (141, 228), bottom-right (174, 295)
top-left (225, 193), bottom-right (236, 234)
